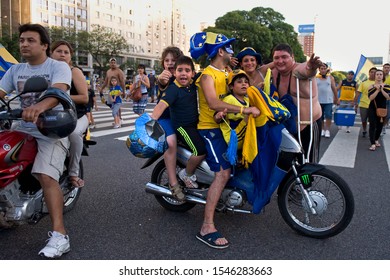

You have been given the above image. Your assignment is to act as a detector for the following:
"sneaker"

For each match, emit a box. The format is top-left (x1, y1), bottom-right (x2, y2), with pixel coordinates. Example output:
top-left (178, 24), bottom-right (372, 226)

top-left (321, 130), bottom-right (325, 137)
top-left (362, 131), bottom-right (367, 138)
top-left (178, 169), bottom-right (198, 188)
top-left (346, 127), bottom-right (351, 133)
top-left (325, 130), bottom-right (330, 138)
top-left (38, 231), bottom-right (70, 258)
top-left (113, 124), bottom-right (121, 129)
top-left (89, 124), bottom-right (95, 129)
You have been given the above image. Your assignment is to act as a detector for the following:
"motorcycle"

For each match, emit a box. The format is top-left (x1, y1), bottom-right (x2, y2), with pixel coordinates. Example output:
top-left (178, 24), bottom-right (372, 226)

top-left (0, 77), bottom-right (95, 228)
top-left (136, 80), bottom-right (355, 239)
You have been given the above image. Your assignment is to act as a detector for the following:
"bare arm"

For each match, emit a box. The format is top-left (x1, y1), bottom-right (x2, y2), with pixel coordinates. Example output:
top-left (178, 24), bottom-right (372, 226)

top-left (150, 100), bottom-right (168, 120)
top-left (118, 69), bottom-right (126, 94)
top-left (71, 67), bottom-right (88, 105)
top-left (200, 74), bottom-right (260, 116)
top-left (330, 76), bottom-right (338, 104)
top-left (99, 75), bottom-right (109, 94)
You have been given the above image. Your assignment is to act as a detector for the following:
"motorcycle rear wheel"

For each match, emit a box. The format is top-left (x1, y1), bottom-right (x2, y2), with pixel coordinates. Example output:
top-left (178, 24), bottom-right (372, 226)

top-left (151, 159), bottom-right (196, 212)
top-left (278, 167), bottom-right (354, 239)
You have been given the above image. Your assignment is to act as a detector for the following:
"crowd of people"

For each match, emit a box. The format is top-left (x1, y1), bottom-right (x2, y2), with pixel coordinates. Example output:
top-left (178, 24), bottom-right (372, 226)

top-left (1, 22), bottom-right (389, 258)
top-left (316, 62), bottom-right (390, 150)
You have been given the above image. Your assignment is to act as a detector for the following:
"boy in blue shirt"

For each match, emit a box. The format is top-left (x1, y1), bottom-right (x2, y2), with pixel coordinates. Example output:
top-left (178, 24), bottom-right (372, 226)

top-left (151, 56), bottom-right (206, 200)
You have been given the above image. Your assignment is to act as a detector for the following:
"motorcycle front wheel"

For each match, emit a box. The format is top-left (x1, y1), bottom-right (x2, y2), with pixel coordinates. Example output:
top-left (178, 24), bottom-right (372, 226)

top-left (278, 167), bottom-right (354, 239)
top-left (151, 159), bottom-right (196, 212)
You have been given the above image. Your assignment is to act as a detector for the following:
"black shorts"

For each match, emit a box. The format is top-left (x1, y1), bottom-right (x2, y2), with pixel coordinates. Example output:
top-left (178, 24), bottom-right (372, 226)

top-left (176, 126), bottom-right (206, 156)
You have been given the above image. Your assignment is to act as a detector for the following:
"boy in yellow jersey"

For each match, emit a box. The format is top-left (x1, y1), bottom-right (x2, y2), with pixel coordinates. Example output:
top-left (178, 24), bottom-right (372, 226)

top-left (336, 70), bottom-right (358, 133)
top-left (354, 67), bottom-right (377, 137)
top-left (215, 69), bottom-right (250, 153)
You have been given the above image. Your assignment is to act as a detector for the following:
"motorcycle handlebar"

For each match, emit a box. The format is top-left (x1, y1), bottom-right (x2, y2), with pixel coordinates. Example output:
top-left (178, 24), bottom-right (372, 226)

top-left (0, 109), bottom-right (23, 120)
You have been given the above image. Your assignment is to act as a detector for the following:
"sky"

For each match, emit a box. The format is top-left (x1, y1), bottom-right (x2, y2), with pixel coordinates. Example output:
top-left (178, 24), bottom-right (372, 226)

top-left (181, 0), bottom-right (389, 71)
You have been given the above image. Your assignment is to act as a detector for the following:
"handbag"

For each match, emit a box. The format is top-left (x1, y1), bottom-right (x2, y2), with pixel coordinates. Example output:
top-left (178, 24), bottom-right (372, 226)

top-left (374, 100), bottom-right (387, 122)
top-left (130, 85), bottom-right (142, 102)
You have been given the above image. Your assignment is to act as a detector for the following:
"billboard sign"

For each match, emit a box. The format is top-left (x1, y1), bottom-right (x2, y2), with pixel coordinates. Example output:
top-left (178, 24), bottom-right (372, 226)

top-left (298, 24), bottom-right (315, 34)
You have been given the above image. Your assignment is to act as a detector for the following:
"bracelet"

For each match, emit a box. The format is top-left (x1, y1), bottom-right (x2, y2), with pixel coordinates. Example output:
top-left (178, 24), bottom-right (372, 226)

top-left (240, 107), bottom-right (244, 114)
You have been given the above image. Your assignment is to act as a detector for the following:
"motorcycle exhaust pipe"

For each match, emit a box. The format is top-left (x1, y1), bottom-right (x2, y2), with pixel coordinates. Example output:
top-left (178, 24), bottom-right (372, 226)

top-left (145, 182), bottom-right (206, 205)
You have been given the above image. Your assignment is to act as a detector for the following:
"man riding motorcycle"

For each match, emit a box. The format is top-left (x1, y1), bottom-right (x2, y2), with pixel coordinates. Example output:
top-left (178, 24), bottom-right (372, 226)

top-left (0, 23), bottom-right (73, 258)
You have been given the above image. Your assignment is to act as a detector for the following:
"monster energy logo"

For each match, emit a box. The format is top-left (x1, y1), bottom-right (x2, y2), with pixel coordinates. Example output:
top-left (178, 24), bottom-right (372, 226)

top-left (300, 174), bottom-right (310, 185)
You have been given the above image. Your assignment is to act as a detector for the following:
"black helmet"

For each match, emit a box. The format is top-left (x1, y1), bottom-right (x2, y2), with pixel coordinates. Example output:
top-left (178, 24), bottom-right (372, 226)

top-left (36, 87), bottom-right (77, 139)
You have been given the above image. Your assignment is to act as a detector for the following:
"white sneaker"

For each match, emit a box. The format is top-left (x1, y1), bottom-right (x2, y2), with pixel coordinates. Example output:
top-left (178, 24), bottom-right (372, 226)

top-left (325, 130), bottom-right (330, 138)
top-left (321, 130), bottom-right (325, 137)
top-left (39, 231), bottom-right (70, 258)
top-left (178, 169), bottom-right (198, 188)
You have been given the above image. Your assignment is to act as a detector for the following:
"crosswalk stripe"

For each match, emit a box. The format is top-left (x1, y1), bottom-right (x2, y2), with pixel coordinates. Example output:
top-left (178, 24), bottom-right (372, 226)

top-left (383, 128), bottom-right (390, 172)
top-left (319, 127), bottom-right (360, 168)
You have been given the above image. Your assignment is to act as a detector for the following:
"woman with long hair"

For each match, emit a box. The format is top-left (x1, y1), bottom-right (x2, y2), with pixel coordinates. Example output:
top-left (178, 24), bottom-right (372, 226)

top-left (51, 40), bottom-right (88, 187)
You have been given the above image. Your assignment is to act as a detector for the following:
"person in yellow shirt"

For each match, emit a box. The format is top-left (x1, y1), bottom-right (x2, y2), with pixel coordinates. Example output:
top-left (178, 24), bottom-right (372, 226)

top-left (336, 70), bottom-right (358, 133)
top-left (354, 67), bottom-right (377, 137)
top-left (382, 63), bottom-right (390, 133)
top-left (190, 32), bottom-right (260, 249)
top-left (216, 69), bottom-right (250, 153)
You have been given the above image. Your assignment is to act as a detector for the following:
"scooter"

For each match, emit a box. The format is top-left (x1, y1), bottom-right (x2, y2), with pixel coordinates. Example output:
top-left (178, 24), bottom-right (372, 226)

top-left (137, 80), bottom-right (355, 239)
top-left (0, 77), bottom-right (95, 228)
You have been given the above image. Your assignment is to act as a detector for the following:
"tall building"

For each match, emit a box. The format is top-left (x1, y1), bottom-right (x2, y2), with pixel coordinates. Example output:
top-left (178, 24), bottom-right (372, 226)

top-left (297, 24), bottom-right (315, 58)
top-left (0, 0), bottom-right (189, 77)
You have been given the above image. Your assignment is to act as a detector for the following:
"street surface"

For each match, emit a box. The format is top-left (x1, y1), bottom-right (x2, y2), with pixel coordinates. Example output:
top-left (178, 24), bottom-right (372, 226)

top-left (1, 100), bottom-right (390, 260)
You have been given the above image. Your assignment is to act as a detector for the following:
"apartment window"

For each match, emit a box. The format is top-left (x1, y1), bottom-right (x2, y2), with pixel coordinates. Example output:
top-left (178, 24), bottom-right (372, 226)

top-left (105, 14), bottom-right (113, 21)
top-left (39, 0), bottom-right (48, 9)
top-left (96, 11), bottom-right (100, 18)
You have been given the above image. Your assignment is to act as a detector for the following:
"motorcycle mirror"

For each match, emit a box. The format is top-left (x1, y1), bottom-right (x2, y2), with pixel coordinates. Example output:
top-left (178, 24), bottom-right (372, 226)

top-left (21, 76), bottom-right (49, 94)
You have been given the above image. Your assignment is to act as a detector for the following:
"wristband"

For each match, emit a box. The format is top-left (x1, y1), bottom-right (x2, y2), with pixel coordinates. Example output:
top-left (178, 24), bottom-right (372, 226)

top-left (240, 107), bottom-right (244, 114)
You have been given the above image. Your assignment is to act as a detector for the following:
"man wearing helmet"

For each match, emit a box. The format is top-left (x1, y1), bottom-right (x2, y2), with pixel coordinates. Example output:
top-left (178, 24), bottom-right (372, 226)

top-left (0, 23), bottom-right (72, 258)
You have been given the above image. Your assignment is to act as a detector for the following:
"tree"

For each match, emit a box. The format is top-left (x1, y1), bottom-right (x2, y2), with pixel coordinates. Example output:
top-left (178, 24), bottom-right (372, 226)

top-left (198, 7), bottom-right (305, 67)
top-left (77, 24), bottom-right (128, 76)
top-left (0, 32), bottom-right (20, 61)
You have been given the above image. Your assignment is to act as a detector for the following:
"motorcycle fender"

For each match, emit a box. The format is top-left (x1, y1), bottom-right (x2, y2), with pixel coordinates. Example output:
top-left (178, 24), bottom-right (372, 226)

top-left (141, 152), bottom-right (163, 169)
top-left (276, 163), bottom-right (326, 195)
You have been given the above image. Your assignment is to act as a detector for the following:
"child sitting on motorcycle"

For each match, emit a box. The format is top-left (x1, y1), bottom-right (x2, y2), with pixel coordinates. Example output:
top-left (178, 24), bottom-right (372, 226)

top-left (214, 70), bottom-right (250, 160)
top-left (151, 55), bottom-right (206, 200)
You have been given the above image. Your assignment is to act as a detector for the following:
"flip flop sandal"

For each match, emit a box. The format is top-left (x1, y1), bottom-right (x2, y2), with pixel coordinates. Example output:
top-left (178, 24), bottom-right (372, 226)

top-left (168, 184), bottom-right (185, 201)
top-left (70, 177), bottom-right (85, 188)
top-left (369, 145), bottom-right (376, 151)
top-left (196, 231), bottom-right (230, 249)
top-left (375, 142), bottom-right (381, 147)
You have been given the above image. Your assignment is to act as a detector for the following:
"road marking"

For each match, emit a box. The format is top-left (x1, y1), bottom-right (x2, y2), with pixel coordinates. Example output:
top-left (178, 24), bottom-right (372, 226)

top-left (319, 126), bottom-right (359, 168)
top-left (91, 125), bottom-right (135, 137)
top-left (383, 127), bottom-right (390, 172)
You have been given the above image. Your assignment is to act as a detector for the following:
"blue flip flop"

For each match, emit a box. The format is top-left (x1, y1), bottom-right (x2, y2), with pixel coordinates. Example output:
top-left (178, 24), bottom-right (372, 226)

top-left (196, 231), bottom-right (230, 249)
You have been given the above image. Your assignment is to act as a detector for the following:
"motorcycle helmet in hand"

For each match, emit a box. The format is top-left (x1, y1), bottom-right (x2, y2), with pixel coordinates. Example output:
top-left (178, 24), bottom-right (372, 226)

top-left (127, 113), bottom-right (167, 158)
top-left (36, 87), bottom-right (77, 139)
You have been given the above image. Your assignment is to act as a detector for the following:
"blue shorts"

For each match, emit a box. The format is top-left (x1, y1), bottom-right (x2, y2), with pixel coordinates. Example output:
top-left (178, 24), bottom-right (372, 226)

top-left (320, 103), bottom-right (333, 120)
top-left (158, 118), bottom-right (175, 136)
top-left (198, 128), bottom-right (231, 172)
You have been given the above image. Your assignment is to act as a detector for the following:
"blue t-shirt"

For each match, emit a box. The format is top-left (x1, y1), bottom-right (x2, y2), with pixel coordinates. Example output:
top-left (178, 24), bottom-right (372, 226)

top-left (160, 80), bottom-right (198, 129)
top-left (110, 85), bottom-right (123, 103)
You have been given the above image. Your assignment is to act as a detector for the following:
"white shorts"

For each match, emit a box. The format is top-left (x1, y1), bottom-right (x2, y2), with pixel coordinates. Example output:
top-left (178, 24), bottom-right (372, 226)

top-left (14, 122), bottom-right (69, 181)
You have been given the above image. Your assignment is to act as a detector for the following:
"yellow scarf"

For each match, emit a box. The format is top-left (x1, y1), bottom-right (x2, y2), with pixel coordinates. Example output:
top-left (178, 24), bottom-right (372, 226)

top-left (241, 84), bottom-right (290, 168)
